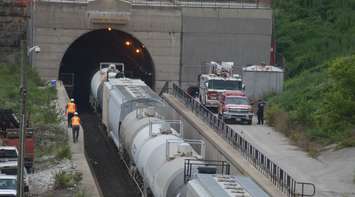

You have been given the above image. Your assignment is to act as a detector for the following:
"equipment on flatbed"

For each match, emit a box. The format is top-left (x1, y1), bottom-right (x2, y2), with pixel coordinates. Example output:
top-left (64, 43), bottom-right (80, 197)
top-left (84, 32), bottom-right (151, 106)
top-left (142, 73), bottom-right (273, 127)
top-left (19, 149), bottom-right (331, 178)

top-left (0, 109), bottom-right (34, 170)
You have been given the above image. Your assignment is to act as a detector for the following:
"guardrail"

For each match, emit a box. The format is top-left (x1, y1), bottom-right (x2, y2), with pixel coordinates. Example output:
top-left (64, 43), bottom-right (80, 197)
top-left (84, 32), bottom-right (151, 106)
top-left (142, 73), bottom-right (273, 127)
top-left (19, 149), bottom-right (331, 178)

top-left (127, 0), bottom-right (271, 9)
top-left (160, 82), bottom-right (315, 197)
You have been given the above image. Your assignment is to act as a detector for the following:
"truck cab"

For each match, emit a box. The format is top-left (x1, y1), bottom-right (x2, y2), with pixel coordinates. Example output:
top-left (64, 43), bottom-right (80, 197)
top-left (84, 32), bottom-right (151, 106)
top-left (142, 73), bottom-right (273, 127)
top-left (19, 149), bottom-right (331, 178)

top-left (218, 91), bottom-right (253, 124)
top-left (0, 147), bottom-right (18, 163)
top-left (199, 62), bottom-right (243, 109)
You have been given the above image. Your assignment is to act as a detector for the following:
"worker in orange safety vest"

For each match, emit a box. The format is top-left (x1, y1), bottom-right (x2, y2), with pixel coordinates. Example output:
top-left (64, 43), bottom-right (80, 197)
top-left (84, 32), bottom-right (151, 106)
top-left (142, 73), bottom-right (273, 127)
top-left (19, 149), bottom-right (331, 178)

top-left (71, 112), bottom-right (80, 143)
top-left (66, 98), bottom-right (76, 128)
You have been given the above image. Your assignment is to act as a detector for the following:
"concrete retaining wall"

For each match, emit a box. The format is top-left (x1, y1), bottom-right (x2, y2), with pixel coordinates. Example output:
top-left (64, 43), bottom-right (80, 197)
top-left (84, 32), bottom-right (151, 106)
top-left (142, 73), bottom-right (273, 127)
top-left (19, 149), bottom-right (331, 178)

top-left (180, 8), bottom-right (272, 89)
top-left (30, 0), bottom-right (272, 93)
top-left (0, 2), bottom-right (28, 64)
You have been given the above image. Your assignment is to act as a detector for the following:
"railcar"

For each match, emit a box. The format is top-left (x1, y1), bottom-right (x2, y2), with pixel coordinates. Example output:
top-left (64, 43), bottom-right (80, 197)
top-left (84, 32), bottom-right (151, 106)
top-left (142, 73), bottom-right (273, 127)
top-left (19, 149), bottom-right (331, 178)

top-left (90, 63), bottom-right (269, 197)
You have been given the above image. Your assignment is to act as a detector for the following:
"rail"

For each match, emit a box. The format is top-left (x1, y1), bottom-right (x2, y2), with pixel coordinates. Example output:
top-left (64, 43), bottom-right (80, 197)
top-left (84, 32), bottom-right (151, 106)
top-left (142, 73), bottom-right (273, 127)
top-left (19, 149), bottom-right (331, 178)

top-left (34, 0), bottom-right (271, 8)
top-left (127, 0), bottom-right (271, 8)
top-left (160, 83), bottom-right (316, 197)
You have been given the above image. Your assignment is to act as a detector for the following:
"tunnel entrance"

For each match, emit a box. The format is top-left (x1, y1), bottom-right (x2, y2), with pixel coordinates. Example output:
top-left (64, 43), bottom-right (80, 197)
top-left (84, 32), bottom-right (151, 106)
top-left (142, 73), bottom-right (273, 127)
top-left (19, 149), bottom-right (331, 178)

top-left (59, 29), bottom-right (155, 111)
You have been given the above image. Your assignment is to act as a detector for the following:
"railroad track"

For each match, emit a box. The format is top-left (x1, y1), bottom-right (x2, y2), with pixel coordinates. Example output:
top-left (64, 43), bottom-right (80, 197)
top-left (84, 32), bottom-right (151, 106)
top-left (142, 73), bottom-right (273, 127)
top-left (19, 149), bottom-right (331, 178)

top-left (81, 111), bottom-right (140, 197)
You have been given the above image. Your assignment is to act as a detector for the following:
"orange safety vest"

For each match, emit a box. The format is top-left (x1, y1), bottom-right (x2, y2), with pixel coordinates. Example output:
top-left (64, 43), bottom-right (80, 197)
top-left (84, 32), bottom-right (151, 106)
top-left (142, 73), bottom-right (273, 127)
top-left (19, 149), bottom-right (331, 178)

top-left (71, 116), bottom-right (80, 126)
top-left (67, 102), bottom-right (76, 113)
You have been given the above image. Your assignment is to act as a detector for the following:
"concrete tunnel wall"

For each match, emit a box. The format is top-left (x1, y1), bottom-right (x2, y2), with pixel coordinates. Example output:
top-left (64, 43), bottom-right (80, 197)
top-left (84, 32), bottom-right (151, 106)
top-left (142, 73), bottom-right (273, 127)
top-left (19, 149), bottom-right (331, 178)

top-left (30, 1), bottom-right (272, 93)
top-left (31, 1), bottom-right (181, 92)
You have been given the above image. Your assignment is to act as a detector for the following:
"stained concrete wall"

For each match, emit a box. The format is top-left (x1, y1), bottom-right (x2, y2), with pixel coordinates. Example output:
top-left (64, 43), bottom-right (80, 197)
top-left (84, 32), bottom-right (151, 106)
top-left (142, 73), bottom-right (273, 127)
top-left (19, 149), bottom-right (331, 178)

top-left (0, 2), bottom-right (28, 64)
top-left (31, 1), bottom-right (180, 91)
top-left (31, 0), bottom-right (271, 92)
top-left (180, 8), bottom-right (272, 89)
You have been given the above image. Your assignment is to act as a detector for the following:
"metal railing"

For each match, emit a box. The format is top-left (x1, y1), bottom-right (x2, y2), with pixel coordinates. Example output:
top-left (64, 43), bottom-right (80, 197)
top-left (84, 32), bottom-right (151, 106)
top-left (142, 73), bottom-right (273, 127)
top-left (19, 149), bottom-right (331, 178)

top-left (160, 83), bottom-right (316, 197)
top-left (128, 0), bottom-right (271, 8)
top-left (37, 0), bottom-right (89, 4)
top-left (34, 0), bottom-right (271, 8)
top-left (184, 159), bottom-right (230, 183)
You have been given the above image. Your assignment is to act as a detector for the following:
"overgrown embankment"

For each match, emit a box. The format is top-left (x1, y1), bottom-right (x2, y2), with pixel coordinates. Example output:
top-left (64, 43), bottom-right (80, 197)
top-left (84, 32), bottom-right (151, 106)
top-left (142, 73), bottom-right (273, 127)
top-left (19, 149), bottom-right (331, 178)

top-left (0, 64), bottom-right (84, 195)
top-left (267, 0), bottom-right (355, 153)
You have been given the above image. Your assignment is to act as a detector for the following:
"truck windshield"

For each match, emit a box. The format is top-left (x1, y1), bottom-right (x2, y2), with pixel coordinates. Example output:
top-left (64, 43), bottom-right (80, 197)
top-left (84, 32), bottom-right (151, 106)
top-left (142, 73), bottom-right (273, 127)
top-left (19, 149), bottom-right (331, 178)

top-left (208, 80), bottom-right (242, 90)
top-left (0, 168), bottom-right (17, 175)
top-left (225, 97), bottom-right (249, 105)
top-left (0, 178), bottom-right (16, 190)
top-left (0, 150), bottom-right (17, 159)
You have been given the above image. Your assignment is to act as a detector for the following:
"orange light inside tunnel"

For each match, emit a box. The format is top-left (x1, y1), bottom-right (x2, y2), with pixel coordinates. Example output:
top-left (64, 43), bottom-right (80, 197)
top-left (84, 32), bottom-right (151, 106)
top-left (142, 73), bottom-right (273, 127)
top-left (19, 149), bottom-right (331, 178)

top-left (135, 48), bottom-right (141, 53)
top-left (107, 27), bottom-right (112, 31)
top-left (125, 41), bottom-right (131, 46)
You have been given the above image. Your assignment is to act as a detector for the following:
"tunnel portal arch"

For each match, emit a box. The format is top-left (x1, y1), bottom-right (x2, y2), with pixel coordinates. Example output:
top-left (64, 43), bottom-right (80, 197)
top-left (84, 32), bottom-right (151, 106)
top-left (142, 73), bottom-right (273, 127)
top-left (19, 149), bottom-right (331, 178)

top-left (59, 29), bottom-right (155, 110)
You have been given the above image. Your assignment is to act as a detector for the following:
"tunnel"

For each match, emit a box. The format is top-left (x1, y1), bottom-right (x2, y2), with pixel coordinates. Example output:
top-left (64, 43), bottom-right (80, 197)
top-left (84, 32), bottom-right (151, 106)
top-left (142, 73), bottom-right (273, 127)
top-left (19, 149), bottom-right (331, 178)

top-left (59, 29), bottom-right (155, 111)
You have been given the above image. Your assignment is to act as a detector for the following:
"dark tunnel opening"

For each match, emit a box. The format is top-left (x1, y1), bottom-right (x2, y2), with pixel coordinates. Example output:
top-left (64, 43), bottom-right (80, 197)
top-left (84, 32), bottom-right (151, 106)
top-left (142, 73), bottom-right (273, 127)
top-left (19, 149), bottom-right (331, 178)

top-left (59, 29), bottom-right (155, 111)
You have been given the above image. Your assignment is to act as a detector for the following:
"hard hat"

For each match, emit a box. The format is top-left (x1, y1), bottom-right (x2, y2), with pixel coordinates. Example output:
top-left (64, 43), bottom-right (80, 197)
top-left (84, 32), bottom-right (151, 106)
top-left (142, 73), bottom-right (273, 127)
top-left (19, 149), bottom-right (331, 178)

top-left (74, 112), bottom-right (78, 115)
top-left (70, 98), bottom-right (74, 102)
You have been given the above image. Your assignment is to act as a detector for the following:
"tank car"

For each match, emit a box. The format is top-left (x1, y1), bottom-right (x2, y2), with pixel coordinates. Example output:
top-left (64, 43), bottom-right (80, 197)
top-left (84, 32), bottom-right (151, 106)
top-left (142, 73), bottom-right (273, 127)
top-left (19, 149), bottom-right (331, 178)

top-left (90, 63), bottom-right (269, 197)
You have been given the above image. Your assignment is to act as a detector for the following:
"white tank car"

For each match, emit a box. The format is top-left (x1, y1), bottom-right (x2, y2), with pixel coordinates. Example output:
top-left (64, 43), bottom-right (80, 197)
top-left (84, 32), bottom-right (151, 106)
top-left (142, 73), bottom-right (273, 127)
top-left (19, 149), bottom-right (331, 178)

top-left (90, 63), bottom-right (124, 110)
top-left (120, 109), bottom-right (205, 197)
top-left (90, 63), bottom-right (269, 197)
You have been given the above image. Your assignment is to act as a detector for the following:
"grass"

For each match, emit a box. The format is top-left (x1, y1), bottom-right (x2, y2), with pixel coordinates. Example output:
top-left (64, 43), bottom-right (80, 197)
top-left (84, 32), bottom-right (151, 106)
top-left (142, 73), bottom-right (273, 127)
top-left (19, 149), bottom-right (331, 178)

top-left (0, 63), bottom-right (60, 125)
top-left (74, 190), bottom-right (87, 197)
top-left (55, 145), bottom-right (72, 160)
top-left (268, 0), bottom-right (355, 150)
top-left (34, 124), bottom-right (70, 163)
top-left (54, 171), bottom-right (82, 190)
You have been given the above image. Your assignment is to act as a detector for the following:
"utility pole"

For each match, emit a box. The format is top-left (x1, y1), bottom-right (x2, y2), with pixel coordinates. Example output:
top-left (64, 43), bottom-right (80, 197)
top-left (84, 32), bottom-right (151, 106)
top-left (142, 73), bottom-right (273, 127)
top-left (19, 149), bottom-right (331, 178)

top-left (17, 40), bottom-right (26, 197)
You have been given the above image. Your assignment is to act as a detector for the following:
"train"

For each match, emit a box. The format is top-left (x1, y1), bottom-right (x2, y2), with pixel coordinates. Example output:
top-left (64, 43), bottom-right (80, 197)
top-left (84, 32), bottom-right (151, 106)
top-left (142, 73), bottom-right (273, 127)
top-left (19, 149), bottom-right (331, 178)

top-left (90, 62), bottom-right (269, 197)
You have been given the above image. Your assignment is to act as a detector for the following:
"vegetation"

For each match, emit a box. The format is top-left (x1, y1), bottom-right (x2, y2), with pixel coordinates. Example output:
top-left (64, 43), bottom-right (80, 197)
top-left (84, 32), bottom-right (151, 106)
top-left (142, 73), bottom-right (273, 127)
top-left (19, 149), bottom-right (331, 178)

top-left (267, 1), bottom-right (355, 150)
top-left (0, 63), bottom-right (59, 125)
top-left (54, 171), bottom-right (82, 189)
top-left (55, 145), bottom-right (72, 160)
top-left (74, 190), bottom-right (87, 197)
top-left (34, 125), bottom-right (70, 161)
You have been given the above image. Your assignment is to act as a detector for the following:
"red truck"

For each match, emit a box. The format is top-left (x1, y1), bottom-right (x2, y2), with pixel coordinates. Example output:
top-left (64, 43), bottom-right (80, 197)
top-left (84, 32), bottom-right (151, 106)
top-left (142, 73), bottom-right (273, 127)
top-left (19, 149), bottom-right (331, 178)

top-left (218, 91), bottom-right (253, 125)
top-left (0, 109), bottom-right (34, 170)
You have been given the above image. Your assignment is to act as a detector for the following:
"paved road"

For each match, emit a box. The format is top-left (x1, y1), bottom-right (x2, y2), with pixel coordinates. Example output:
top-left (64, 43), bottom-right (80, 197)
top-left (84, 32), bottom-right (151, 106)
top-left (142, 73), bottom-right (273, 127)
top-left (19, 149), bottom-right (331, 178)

top-left (228, 118), bottom-right (355, 197)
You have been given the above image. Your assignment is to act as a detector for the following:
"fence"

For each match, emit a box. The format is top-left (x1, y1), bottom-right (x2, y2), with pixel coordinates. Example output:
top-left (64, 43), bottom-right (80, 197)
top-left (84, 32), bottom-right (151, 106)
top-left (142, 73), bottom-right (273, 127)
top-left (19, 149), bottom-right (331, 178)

top-left (160, 82), bottom-right (315, 197)
top-left (127, 0), bottom-right (271, 8)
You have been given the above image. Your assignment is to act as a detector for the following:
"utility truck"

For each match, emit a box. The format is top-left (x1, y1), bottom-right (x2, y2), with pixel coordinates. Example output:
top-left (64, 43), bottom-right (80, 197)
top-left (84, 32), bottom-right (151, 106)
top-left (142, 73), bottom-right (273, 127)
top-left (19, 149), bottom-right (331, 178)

top-left (199, 61), bottom-right (243, 109)
top-left (218, 91), bottom-right (253, 124)
top-left (0, 109), bottom-right (34, 170)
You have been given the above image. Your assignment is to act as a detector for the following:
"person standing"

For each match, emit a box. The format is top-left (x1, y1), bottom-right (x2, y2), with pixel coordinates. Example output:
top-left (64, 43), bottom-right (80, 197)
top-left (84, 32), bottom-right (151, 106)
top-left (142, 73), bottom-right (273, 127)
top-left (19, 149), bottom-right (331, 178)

top-left (257, 99), bottom-right (266, 125)
top-left (71, 112), bottom-right (80, 143)
top-left (66, 98), bottom-right (76, 128)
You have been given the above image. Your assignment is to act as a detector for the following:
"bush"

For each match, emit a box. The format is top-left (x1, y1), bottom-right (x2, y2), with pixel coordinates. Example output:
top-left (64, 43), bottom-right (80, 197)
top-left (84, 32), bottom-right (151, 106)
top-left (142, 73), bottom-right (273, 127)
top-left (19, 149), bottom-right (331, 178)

top-left (75, 191), bottom-right (86, 197)
top-left (0, 63), bottom-right (60, 125)
top-left (34, 125), bottom-right (69, 160)
top-left (55, 145), bottom-right (72, 160)
top-left (54, 171), bottom-right (82, 190)
top-left (268, 0), bottom-right (355, 148)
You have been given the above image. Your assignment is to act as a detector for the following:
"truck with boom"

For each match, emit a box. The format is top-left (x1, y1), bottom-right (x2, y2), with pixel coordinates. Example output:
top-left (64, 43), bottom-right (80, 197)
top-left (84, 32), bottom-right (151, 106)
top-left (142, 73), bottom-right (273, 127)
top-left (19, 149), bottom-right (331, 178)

top-left (199, 61), bottom-right (243, 109)
top-left (0, 109), bottom-right (34, 170)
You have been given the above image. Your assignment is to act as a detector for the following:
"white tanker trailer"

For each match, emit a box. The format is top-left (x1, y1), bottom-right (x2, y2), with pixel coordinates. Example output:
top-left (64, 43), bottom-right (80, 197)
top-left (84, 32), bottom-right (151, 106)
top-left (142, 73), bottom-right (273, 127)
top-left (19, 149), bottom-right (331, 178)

top-left (90, 63), bottom-right (269, 197)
